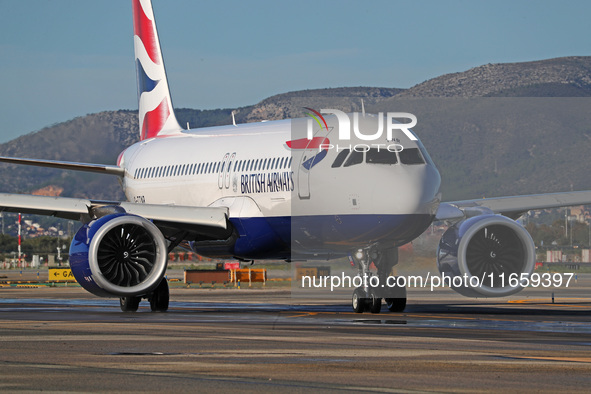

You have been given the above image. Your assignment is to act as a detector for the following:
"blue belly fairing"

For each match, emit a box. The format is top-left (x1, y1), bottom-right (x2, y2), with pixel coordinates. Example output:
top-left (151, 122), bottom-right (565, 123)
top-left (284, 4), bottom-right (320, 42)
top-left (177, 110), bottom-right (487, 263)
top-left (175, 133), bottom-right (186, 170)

top-left (191, 214), bottom-right (433, 260)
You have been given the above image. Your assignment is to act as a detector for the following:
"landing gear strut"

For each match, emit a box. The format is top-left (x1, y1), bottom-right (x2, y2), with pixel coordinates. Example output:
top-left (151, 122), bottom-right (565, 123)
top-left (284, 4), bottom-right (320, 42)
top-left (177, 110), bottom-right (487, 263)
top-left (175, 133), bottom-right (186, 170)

top-left (350, 246), bottom-right (406, 313)
top-left (350, 248), bottom-right (380, 314)
top-left (377, 248), bottom-right (406, 312)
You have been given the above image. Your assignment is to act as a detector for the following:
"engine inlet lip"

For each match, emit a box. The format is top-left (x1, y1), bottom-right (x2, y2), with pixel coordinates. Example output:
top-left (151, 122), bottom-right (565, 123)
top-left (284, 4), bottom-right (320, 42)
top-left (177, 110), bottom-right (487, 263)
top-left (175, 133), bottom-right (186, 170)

top-left (457, 215), bottom-right (535, 297)
top-left (88, 215), bottom-right (168, 296)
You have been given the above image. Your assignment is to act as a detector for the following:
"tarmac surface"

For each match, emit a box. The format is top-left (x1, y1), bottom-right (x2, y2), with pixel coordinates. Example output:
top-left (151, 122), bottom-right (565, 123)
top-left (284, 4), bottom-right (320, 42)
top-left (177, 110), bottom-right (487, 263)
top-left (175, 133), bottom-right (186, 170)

top-left (1, 271), bottom-right (591, 392)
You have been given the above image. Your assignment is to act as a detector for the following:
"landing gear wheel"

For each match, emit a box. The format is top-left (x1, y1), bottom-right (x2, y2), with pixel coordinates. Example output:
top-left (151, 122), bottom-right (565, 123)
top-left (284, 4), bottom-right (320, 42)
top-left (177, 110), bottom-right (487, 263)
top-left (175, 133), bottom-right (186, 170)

top-left (352, 288), bottom-right (366, 313)
top-left (149, 279), bottom-right (169, 312)
top-left (369, 294), bottom-right (382, 314)
top-left (385, 297), bottom-right (406, 312)
top-left (385, 285), bottom-right (407, 312)
top-left (120, 296), bottom-right (141, 312)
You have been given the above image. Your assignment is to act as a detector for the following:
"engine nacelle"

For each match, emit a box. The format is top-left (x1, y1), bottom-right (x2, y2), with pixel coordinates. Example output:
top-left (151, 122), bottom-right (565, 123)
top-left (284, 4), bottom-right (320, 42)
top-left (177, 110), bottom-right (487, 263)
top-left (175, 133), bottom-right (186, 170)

top-left (437, 214), bottom-right (535, 297)
top-left (69, 213), bottom-right (168, 298)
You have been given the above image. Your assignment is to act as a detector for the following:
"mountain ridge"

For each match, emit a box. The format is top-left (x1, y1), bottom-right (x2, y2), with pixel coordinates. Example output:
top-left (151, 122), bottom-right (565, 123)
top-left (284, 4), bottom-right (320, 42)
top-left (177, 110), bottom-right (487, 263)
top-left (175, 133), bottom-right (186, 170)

top-left (1, 56), bottom-right (590, 203)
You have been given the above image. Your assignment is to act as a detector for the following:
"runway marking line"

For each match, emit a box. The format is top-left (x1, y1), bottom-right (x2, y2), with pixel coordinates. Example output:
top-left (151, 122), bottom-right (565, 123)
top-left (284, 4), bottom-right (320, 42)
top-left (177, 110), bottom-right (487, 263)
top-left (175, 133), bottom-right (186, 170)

top-left (530, 303), bottom-right (591, 308)
top-left (286, 312), bottom-right (320, 318)
top-left (509, 298), bottom-right (591, 308)
top-left (510, 355), bottom-right (591, 363)
top-left (509, 298), bottom-right (591, 304)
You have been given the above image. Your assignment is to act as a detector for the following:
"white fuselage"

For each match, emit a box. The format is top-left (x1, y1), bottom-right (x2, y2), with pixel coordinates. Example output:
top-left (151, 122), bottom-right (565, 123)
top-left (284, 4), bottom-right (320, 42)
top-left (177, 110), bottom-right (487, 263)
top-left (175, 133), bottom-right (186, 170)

top-left (119, 114), bottom-right (442, 260)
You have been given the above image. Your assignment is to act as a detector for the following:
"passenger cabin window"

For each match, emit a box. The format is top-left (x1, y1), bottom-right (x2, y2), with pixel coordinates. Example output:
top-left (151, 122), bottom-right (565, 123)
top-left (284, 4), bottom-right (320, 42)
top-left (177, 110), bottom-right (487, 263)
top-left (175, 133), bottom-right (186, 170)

top-left (399, 148), bottom-right (425, 165)
top-left (366, 148), bottom-right (398, 165)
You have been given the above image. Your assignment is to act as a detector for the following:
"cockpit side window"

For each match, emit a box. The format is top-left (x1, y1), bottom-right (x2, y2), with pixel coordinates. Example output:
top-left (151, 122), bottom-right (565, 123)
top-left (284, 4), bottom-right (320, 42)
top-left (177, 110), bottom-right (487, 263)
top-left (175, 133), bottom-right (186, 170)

top-left (331, 149), bottom-right (350, 168)
top-left (416, 140), bottom-right (435, 166)
top-left (343, 150), bottom-right (363, 167)
top-left (366, 148), bottom-right (398, 164)
top-left (399, 148), bottom-right (425, 165)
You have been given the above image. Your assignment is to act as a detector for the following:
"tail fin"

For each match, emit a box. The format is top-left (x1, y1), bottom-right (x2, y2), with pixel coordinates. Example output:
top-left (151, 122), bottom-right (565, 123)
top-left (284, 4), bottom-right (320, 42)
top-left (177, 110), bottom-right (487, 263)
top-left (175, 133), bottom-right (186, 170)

top-left (132, 0), bottom-right (182, 140)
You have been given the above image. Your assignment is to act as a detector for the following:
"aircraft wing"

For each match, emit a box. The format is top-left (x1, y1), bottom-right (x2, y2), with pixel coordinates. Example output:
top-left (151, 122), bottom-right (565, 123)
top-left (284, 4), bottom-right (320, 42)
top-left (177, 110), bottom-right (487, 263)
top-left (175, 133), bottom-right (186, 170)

top-left (0, 193), bottom-right (229, 237)
top-left (0, 156), bottom-right (125, 177)
top-left (437, 190), bottom-right (591, 221)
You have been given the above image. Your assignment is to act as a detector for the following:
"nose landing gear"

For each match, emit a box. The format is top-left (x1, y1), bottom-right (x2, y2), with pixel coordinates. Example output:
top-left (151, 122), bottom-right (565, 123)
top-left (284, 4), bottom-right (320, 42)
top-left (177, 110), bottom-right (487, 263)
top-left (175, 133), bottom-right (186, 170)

top-left (350, 247), bottom-right (406, 313)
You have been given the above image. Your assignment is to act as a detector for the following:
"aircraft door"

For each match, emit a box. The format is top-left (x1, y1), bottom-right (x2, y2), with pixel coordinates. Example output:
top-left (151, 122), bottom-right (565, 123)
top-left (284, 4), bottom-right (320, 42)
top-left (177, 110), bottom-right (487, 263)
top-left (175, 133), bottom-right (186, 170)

top-left (296, 120), bottom-right (333, 199)
top-left (297, 150), bottom-right (311, 199)
top-left (225, 152), bottom-right (236, 189)
top-left (218, 153), bottom-right (229, 189)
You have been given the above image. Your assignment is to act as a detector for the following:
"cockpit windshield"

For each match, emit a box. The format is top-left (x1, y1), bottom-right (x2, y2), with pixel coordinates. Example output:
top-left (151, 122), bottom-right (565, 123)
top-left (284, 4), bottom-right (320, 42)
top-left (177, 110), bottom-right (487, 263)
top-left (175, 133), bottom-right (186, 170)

top-left (366, 148), bottom-right (398, 164)
top-left (329, 146), bottom-right (426, 168)
top-left (398, 148), bottom-right (425, 165)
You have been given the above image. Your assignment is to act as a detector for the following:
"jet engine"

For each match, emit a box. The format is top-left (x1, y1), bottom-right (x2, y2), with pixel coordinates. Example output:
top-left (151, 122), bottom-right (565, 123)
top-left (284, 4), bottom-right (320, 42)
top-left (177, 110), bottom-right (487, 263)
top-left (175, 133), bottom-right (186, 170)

top-left (437, 214), bottom-right (535, 297)
top-left (69, 213), bottom-right (168, 298)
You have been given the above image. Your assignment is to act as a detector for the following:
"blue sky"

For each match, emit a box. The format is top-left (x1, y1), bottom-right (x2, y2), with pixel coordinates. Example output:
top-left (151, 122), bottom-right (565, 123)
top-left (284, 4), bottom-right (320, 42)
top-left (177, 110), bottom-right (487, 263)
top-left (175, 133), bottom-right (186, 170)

top-left (0, 0), bottom-right (590, 143)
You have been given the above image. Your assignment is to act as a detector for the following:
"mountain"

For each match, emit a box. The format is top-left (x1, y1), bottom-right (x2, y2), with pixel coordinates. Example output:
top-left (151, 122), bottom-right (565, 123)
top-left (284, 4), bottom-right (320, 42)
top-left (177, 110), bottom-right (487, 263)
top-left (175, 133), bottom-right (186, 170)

top-left (234, 87), bottom-right (404, 123)
top-left (1, 56), bottom-right (590, 204)
top-left (0, 110), bottom-right (136, 200)
top-left (372, 97), bottom-right (591, 200)
top-left (398, 56), bottom-right (591, 98)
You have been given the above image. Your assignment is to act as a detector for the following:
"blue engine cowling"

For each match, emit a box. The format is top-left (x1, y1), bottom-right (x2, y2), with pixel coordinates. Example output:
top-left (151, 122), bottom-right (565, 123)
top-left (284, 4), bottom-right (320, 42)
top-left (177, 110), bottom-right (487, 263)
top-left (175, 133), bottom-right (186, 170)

top-left (437, 214), bottom-right (535, 297)
top-left (69, 213), bottom-right (168, 298)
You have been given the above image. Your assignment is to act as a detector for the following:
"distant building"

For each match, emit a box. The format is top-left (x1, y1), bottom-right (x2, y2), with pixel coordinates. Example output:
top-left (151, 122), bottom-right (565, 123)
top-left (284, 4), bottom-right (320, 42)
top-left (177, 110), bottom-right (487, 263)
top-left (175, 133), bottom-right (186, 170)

top-left (547, 250), bottom-right (562, 263)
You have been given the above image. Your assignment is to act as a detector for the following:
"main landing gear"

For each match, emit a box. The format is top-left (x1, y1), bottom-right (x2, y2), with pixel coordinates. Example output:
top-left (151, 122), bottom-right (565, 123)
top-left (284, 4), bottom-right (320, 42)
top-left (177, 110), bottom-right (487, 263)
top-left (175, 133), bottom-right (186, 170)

top-left (350, 247), bottom-right (407, 313)
top-left (119, 278), bottom-right (169, 312)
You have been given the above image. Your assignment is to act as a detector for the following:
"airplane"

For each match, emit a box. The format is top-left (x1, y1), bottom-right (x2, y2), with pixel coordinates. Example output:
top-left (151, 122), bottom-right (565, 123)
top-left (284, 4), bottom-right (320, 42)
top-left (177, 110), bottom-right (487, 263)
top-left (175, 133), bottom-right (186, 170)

top-left (1, 0), bottom-right (591, 313)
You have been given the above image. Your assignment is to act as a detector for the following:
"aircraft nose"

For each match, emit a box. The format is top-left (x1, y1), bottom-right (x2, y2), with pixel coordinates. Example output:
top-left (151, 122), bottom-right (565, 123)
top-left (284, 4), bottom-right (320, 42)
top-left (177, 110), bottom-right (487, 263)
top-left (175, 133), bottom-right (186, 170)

top-left (391, 164), bottom-right (441, 216)
top-left (420, 164), bottom-right (442, 214)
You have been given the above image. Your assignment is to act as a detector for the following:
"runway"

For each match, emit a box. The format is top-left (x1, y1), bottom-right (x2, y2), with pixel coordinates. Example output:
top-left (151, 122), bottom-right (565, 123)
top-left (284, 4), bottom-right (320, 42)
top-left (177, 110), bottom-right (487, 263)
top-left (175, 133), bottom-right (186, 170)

top-left (1, 277), bottom-right (591, 392)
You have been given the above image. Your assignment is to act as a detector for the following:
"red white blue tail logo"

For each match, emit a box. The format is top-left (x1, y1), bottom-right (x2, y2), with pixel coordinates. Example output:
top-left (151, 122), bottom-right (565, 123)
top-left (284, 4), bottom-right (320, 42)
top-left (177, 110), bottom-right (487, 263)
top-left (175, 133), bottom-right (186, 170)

top-left (133, 0), bottom-right (182, 140)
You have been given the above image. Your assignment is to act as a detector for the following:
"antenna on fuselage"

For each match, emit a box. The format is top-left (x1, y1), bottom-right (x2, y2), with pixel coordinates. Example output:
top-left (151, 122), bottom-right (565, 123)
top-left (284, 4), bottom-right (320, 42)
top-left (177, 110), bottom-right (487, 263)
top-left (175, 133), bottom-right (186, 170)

top-left (361, 99), bottom-right (365, 117)
top-left (232, 111), bottom-right (237, 127)
top-left (186, 122), bottom-right (190, 130)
